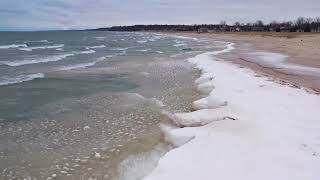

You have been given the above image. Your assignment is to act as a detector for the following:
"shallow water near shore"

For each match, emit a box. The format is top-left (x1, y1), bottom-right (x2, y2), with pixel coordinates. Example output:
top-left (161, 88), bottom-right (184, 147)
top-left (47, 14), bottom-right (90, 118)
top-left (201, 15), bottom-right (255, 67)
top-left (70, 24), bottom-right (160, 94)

top-left (0, 31), bottom-right (225, 179)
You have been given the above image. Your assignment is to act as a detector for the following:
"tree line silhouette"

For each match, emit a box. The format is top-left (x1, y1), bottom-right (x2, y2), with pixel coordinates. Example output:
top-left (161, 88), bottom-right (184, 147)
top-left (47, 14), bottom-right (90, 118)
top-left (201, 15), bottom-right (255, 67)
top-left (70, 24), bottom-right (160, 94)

top-left (95, 17), bottom-right (320, 32)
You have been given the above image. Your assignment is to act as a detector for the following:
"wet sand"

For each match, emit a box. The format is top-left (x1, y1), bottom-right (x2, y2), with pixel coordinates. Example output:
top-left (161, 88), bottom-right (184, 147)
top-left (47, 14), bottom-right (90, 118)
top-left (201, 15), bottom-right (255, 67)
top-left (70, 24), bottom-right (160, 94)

top-left (168, 32), bottom-right (320, 92)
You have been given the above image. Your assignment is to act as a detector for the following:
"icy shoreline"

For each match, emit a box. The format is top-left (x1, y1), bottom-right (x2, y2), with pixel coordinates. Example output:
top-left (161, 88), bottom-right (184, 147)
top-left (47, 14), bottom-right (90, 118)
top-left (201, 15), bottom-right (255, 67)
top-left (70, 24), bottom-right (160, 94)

top-left (143, 42), bottom-right (320, 180)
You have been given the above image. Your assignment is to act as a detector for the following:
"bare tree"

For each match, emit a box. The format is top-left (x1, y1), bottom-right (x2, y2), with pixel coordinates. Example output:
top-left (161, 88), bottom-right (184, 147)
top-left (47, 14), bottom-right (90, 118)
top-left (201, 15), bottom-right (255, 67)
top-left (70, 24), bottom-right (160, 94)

top-left (220, 21), bottom-right (227, 26)
top-left (316, 17), bottom-right (320, 31)
top-left (255, 20), bottom-right (264, 27)
top-left (305, 18), bottom-right (313, 24)
top-left (220, 20), bottom-right (227, 31)
top-left (234, 22), bottom-right (241, 27)
top-left (246, 22), bottom-right (252, 26)
top-left (269, 21), bottom-right (279, 28)
top-left (107, 16), bottom-right (320, 33)
top-left (295, 17), bottom-right (306, 28)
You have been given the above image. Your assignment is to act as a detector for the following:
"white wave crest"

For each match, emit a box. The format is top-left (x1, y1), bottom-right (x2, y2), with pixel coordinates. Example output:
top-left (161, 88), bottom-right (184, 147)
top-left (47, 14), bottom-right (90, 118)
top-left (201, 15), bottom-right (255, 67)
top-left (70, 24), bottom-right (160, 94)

top-left (174, 35), bottom-right (198, 40)
top-left (173, 43), bottom-right (187, 47)
top-left (136, 49), bottom-right (151, 52)
top-left (86, 45), bottom-right (106, 49)
top-left (111, 47), bottom-right (129, 51)
top-left (80, 50), bottom-right (96, 54)
top-left (24, 40), bottom-right (50, 43)
top-left (148, 36), bottom-right (162, 42)
top-left (0, 53), bottom-right (75, 66)
top-left (0, 73), bottom-right (44, 86)
top-left (95, 37), bottom-right (106, 39)
top-left (0, 44), bottom-right (27, 49)
top-left (58, 55), bottom-right (108, 71)
top-left (137, 40), bottom-right (148, 43)
top-left (58, 62), bottom-right (97, 70)
top-left (19, 44), bottom-right (64, 51)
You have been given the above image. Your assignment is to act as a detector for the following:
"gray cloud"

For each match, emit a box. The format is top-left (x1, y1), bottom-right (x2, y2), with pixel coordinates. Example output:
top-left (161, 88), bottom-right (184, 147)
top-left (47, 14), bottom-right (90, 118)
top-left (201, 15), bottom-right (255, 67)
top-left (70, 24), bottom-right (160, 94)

top-left (0, 0), bottom-right (319, 30)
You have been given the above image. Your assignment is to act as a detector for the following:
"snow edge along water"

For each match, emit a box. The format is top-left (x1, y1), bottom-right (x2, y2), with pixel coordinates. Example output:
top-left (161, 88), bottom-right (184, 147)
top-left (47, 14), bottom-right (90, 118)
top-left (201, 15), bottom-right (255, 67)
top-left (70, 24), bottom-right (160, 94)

top-left (142, 41), bottom-right (236, 179)
top-left (142, 39), bottom-right (320, 180)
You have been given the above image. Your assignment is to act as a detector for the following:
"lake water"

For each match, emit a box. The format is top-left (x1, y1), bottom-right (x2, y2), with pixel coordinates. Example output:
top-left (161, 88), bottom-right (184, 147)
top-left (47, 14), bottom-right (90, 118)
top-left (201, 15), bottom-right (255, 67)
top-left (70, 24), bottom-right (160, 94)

top-left (0, 31), bottom-right (225, 180)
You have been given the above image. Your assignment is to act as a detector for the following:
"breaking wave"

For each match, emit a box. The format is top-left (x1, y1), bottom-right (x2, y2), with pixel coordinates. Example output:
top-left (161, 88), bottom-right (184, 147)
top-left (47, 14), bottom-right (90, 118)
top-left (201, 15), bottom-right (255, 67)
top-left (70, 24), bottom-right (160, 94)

top-left (0, 73), bottom-right (44, 86)
top-left (80, 50), bottom-right (96, 54)
top-left (58, 62), bottom-right (98, 70)
top-left (19, 44), bottom-right (64, 51)
top-left (0, 53), bottom-right (75, 66)
top-left (111, 47), bottom-right (129, 51)
top-left (137, 40), bottom-right (148, 43)
top-left (0, 44), bottom-right (27, 49)
top-left (136, 49), bottom-right (151, 52)
top-left (86, 45), bottom-right (106, 49)
top-left (24, 40), bottom-right (50, 43)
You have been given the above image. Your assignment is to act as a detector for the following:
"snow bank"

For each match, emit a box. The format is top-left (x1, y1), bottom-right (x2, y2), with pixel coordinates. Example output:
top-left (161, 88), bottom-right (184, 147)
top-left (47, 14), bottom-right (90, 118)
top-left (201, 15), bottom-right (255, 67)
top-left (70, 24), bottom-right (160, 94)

top-left (144, 42), bottom-right (320, 180)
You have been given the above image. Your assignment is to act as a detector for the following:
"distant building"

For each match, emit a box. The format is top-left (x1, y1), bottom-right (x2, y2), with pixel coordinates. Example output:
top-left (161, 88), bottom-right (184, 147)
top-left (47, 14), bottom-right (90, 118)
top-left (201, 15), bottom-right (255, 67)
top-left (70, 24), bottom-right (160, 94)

top-left (208, 28), bottom-right (219, 32)
top-left (219, 26), bottom-right (227, 32)
top-left (229, 27), bottom-right (242, 32)
top-left (269, 27), bottom-right (276, 32)
top-left (280, 27), bottom-right (290, 32)
top-left (235, 27), bottom-right (241, 32)
top-left (251, 27), bottom-right (264, 31)
top-left (198, 27), bottom-right (209, 33)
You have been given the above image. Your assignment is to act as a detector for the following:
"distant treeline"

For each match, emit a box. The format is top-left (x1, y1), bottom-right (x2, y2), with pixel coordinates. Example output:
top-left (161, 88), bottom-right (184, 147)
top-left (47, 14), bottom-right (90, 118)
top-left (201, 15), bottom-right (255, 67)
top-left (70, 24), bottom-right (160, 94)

top-left (96, 17), bottom-right (320, 32)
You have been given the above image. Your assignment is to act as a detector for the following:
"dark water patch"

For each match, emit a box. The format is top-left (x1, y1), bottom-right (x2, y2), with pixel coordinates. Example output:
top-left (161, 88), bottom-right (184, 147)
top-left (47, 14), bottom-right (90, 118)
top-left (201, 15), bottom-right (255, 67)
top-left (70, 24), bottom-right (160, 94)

top-left (0, 73), bottom-right (137, 123)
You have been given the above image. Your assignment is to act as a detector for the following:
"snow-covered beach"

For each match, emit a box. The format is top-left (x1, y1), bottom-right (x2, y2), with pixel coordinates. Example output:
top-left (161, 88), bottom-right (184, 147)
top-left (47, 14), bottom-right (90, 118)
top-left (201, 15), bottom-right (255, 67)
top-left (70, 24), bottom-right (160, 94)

top-left (143, 40), bottom-right (320, 180)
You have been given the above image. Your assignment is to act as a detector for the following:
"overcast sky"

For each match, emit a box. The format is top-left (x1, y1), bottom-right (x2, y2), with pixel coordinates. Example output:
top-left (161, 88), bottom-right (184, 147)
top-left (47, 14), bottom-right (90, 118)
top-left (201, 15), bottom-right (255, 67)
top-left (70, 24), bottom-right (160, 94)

top-left (0, 0), bottom-right (319, 30)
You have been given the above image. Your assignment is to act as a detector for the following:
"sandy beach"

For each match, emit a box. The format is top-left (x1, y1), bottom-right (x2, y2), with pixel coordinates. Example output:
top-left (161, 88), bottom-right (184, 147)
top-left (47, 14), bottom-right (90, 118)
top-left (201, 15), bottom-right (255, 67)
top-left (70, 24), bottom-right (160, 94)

top-left (170, 32), bottom-right (320, 92)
